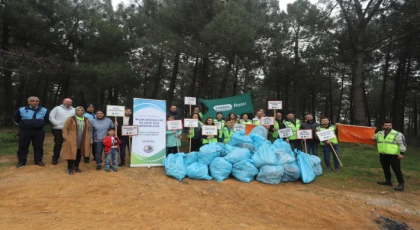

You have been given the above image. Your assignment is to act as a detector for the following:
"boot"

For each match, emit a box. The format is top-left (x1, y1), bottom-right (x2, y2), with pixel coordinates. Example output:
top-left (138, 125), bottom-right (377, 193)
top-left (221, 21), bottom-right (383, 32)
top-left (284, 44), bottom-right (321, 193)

top-left (377, 180), bottom-right (392, 186)
top-left (394, 183), bottom-right (404, 191)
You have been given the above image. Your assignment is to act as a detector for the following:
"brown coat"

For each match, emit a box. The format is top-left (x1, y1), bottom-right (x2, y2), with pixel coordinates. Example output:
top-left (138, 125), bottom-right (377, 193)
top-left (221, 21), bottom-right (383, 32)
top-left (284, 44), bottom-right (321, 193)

top-left (61, 116), bottom-right (91, 160)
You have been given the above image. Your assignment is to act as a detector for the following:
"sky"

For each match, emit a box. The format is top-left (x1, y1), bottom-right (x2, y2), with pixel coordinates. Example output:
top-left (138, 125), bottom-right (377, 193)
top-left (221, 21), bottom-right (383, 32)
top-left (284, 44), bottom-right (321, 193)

top-left (112, 0), bottom-right (303, 11)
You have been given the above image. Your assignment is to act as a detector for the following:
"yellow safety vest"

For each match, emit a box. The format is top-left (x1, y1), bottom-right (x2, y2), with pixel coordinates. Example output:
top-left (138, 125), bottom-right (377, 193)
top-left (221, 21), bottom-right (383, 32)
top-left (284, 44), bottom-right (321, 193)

top-left (202, 137), bottom-right (218, 144)
top-left (219, 127), bottom-right (234, 144)
top-left (187, 122), bottom-right (202, 138)
top-left (316, 125), bottom-right (338, 145)
top-left (240, 119), bottom-right (252, 125)
top-left (376, 130), bottom-right (400, 155)
top-left (272, 121), bottom-right (280, 138)
top-left (283, 119), bottom-right (301, 140)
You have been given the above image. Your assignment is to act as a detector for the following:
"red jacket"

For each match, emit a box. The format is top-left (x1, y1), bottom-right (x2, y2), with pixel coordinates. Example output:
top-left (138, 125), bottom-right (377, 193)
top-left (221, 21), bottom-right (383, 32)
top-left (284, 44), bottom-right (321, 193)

top-left (103, 135), bottom-right (121, 154)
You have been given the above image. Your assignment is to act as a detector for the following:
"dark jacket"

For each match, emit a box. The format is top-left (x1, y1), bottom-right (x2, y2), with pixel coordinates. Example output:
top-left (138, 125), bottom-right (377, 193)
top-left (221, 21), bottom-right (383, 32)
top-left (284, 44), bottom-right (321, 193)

top-left (168, 110), bottom-right (183, 121)
top-left (14, 106), bottom-right (49, 129)
top-left (301, 120), bottom-right (320, 143)
top-left (269, 118), bottom-right (285, 132)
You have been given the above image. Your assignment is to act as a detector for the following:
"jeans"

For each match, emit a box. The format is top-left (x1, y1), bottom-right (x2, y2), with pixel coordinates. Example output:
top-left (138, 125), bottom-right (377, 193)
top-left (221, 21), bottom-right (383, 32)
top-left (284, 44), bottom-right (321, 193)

top-left (305, 142), bottom-right (318, 156)
top-left (380, 153), bottom-right (404, 183)
top-left (94, 142), bottom-right (104, 165)
top-left (52, 129), bottom-right (63, 160)
top-left (119, 136), bottom-right (130, 164)
top-left (322, 144), bottom-right (340, 169)
top-left (17, 128), bottom-right (45, 163)
top-left (105, 148), bottom-right (118, 170)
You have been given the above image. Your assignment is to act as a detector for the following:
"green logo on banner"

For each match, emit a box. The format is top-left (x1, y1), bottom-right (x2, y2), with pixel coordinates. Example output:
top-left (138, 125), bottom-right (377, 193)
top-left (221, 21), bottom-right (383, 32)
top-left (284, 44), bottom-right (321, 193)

top-left (199, 92), bottom-right (254, 120)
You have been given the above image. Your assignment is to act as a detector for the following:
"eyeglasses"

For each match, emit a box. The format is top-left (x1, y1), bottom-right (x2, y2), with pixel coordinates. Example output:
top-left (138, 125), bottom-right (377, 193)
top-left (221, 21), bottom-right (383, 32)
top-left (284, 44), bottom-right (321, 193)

top-left (30, 100), bottom-right (39, 102)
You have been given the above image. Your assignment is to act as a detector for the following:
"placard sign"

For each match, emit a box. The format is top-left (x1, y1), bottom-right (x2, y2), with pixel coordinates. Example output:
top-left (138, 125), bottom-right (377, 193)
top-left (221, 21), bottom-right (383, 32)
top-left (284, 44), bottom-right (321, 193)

top-left (214, 121), bottom-right (222, 130)
top-left (268, 101), bottom-right (283, 110)
top-left (121, 125), bottom-right (138, 136)
top-left (106, 105), bottom-right (125, 117)
top-left (167, 120), bottom-right (183, 130)
top-left (278, 128), bottom-right (294, 138)
top-left (297, 129), bottom-right (313, 139)
top-left (202, 125), bottom-right (218, 135)
top-left (234, 124), bottom-right (246, 132)
top-left (184, 119), bottom-right (199, 128)
top-left (260, 117), bottom-right (275, 125)
top-left (316, 129), bottom-right (336, 142)
top-left (184, 97), bottom-right (196, 105)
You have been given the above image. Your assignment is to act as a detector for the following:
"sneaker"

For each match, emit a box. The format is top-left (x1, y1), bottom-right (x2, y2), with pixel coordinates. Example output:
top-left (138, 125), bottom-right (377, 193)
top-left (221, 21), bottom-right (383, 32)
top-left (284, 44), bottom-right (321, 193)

top-left (35, 161), bottom-right (45, 167)
top-left (334, 168), bottom-right (341, 173)
top-left (96, 165), bottom-right (101, 171)
top-left (83, 158), bottom-right (89, 164)
top-left (51, 159), bottom-right (58, 165)
top-left (67, 169), bottom-right (74, 175)
top-left (16, 162), bottom-right (26, 168)
top-left (377, 180), bottom-right (392, 186)
top-left (118, 163), bottom-right (125, 167)
top-left (394, 183), bottom-right (404, 191)
top-left (113, 167), bottom-right (118, 172)
top-left (105, 168), bottom-right (111, 172)
top-left (73, 167), bottom-right (82, 173)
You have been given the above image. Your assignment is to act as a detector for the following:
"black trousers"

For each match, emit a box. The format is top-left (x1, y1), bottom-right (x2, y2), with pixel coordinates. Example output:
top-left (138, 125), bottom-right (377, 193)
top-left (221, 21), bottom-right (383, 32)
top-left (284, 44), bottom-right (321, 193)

top-left (68, 149), bottom-right (82, 170)
top-left (289, 139), bottom-right (302, 151)
top-left (380, 153), bottom-right (404, 183)
top-left (52, 129), bottom-right (63, 160)
top-left (17, 128), bottom-right (45, 163)
top-left (167, 147), bottom-right (178, 156)
top-left (191, 138), bottom-right (202, 152)
top-left (84, 142), bottom-right (95, 160)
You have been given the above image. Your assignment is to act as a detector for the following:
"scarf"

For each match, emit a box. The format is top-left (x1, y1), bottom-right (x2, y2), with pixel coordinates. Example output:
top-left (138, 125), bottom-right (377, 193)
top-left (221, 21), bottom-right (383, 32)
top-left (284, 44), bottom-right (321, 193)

top-left (75, 106), bottom-right (85, 130)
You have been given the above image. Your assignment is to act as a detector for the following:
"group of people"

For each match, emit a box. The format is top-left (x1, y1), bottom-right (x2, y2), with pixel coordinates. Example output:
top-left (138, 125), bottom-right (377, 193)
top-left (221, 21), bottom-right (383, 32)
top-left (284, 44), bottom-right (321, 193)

top-left (14, 97), bottom-right (407, 191)
top-left (14, 97), bottom-right (133, 175)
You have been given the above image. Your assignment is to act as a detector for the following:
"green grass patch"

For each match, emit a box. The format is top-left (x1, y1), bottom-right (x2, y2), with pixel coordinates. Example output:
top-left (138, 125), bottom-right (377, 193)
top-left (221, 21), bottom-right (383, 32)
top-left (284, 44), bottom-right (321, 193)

top-left (315, 143), bottom-right (420, 191)
top-left (0, 130), bottom-right (18, 156)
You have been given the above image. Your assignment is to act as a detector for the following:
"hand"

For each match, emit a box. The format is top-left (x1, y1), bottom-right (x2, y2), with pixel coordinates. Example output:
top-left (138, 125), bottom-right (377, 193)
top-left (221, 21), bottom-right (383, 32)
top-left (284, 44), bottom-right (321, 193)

top-left (286, 138), bottom-right (289, 143)
top-left (208, 136), bottom-right (213, 139)
top-left (326, 140), bottom-right (331, 144)
top-left (173, 130), bottom-right (176, 134)
top-left (189, 130), bottom-right (193, 134)
top-left (90, 141), bottom-right (93, 145)
top-left (397, 154), bottom-right (404, 160)
top-left (114, 121), bottom-right (118, 126)
top-left (335, 123), bottom-right (340, 125)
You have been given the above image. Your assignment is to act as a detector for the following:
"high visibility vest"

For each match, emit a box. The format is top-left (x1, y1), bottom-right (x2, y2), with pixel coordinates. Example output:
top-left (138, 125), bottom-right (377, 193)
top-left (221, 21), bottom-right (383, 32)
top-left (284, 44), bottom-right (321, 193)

top-left (202, 137), bottom-right (218, 144)
top-left (215, 119), bottom-right (225, 129)
top-left (240, 119), bottom-right (252, 125)
top-left (316, 125), bottom-right (338, 145)
top-left (283, 119), bottom-right (301, 140)
top-left (253, 120), bottom-right (260, 125)
top-left (376, 130), bottom-right (400, 155)
top-left (272, 121), bottom-right (280, 138)
top-left (187, 123), bottom-right (202, 139)
top-left (198, 112), bottom-right (203, 120)
top-left (219, 127), bottom-right (234, 144)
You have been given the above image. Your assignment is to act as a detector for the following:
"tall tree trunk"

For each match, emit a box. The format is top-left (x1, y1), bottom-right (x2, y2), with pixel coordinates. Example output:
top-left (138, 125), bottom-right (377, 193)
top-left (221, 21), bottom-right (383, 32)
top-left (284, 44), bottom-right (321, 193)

top-left (232, 57), bottom-right (239, 96)
top-left (41, 76), bottom-right (50, 107)
top-left (143, 71), bottom-right (148, 98)
top-left (15, 77), bottom-right (26, 110)
top-left (2, 4), bottom-right (14, 123)
top-left (99, 88), bottom-right (105, 109)
top-left (293, 25), bottom-right (300, 116)
top-left (350, 44), bottom-right (367, 125)
top-left (218, 54), bottom-right (234, 98)
top-left (166, 51), bottom-right (180, 107)
top-left (414, 97), bottom-right (418, 137)
top-left (199, 56), bottom-right (210, 99)
top-left (189, 57), bottom-right (199, 97)
top-left (328, 63), bottom-right (334, 123)
top-left (336, 65), bottom-right (346, 123)
top-left (53, 85), bottom-right (61, 106)
top-left (378, 41), bottom-right (392, 126)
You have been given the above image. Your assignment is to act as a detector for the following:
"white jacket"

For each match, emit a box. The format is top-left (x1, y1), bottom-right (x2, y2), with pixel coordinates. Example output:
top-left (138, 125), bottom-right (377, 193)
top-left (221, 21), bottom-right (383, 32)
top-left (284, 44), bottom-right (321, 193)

top-left (49, 105), bottom-right (75, 129)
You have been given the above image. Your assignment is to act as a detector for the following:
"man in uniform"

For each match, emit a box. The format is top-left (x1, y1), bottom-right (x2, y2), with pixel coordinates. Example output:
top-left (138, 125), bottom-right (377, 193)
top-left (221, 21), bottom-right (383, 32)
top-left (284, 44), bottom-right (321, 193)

top-left (283, 112), bottom-right (302, 151)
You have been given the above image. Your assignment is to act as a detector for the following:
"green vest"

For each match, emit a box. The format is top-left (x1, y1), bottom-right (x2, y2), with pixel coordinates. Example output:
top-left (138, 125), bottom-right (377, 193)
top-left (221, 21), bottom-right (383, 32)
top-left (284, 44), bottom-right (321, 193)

top-left (376, 130), bottom-right (400, 155)
top-left (240, 119), bottom-right (252, 125)
top-left (202, 137), bottom-right (218, 144)
top-left (219, 127), bottom-right (234, 144)
top-left (283, 119), bottom-right (301, 140)
top-left (316, 125), bottom-right (338, 145)
top-left (198, 112), bottom-right (203, 120)
top-left (253, 120), bottom-right (260, 125)
top-left (215, 119), bottom-right (225, 129)
top-left (187, 122), bottom-right (202, 138)
top-left (272, 121), bottom-right (280, 138)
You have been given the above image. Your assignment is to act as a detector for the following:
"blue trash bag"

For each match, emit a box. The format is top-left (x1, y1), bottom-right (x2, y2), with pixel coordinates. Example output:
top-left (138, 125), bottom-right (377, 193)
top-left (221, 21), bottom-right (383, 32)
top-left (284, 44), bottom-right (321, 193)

top-left (296, 150), bottom-right (316, 183)
top-left (224, 147), bottom-right (252, 165)
top-left (252, 142), bottom-right (279, 168)
top-left (210, 157), bottom-right (232, 182)
top-left (230, 131), bottom-right (253, 146)
top-left (271, 138), bottom-right (292, 152)
top-left (309, 155), bottom-right (323, 176)
top-left (198, 143), bottom-right (222, 165)
top-left (249, 125), bottom-right (268, 138)
top-left (249, 134), bottom-right (266, 150)
top-left (256, 165), bottom-right (285, 185)
top-left (183, 152), bottom-right (198, 169)
top-left (186, 162), bottom-right (212, 180)
top-left (224, 144), bottom-right (238, 154)
top-left (281, 163), bottom-right (300, 182)
top-left (163, 153), bottom-right (186, 181)
top-left (231, 159), bottom-right (259, 183)
top-left (273, 148), bottom-right (296, 164)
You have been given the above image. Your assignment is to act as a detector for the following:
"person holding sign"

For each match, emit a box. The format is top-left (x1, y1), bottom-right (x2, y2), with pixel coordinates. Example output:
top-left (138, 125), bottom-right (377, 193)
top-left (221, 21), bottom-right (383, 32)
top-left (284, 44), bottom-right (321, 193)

top-left (184, 113), bottom-right (202, 151)
top-left (193, 107), bottom-right (204, 121)
top-left (215, 112), bottom-right (226, 129)
top-left (202, 117), bottom-right (218, 144)
top-left (166, 115), bottom-right (182, 156)
top-left (115, 108), bottom-right (133, 167)
top-left (374, 120), bottom-right (406, 191)
top-left (219, 120), bottom-right (235, 144)
top-left (271, 112), bottom-right (286, 139)
top-left (239, 113), bottom-right (252, 124)
top-left (90, 109), bottom-right (114, 171)
top-left (301, 114), bottom-right (320, 155)
top-left (283, 112), bottom-right (302, 151)
top-left (103, 128), bottom-right (121, 172)
top-left (61, 106), bottom-right (91, 175)
top-left (316, 117), bottom-right (340, 173)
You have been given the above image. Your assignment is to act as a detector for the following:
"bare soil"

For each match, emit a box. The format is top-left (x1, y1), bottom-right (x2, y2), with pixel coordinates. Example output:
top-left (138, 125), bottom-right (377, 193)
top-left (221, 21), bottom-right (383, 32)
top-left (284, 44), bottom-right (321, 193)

top-left (0, 134), bottom-right (419, 229)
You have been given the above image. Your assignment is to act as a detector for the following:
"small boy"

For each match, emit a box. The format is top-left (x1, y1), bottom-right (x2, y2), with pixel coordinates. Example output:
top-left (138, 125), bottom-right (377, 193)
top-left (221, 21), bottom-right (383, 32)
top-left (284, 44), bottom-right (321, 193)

top-left (219, 120), bottom-right (234, 144)
top-left (103, 128), bottom-right (121, 172)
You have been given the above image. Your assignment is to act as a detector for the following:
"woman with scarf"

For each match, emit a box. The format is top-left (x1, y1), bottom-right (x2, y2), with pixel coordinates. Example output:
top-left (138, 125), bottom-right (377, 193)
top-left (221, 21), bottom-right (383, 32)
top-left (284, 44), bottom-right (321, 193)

top-left (61, 106), bottom-right (91, 175)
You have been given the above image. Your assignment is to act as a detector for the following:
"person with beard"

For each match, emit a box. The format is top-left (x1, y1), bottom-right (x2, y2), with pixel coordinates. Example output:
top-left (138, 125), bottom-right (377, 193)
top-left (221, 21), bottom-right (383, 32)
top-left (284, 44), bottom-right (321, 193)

top-left (316, 117), bottom-right (340, 173)
top-left (168, 105), bottom-right (183, 120)
top-left (61, 106), bottom-right (91, 175)
top-left (300, 114), bottom-right (320, 155)
top-left (90, 109), bottom-right (114, 170)
top-left (115, 108), bottom-right (133, 167)
top-left (283, 112), bottom-right (302, 151)
top-left (374, 120), bottom-right (407, 191)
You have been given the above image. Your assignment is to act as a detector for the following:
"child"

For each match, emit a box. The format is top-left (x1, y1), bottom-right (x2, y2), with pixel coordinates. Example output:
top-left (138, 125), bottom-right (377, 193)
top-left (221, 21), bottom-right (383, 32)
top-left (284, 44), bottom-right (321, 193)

top-left (166, 115), bottom-right (182, 156)
top-left (202, 117), bottom-right (218, 144)
top-left (103, 128), bottom-right (121, 172)
top-left (183, 113), bottom-right (202, 152)
top-left (219, 120), bottom-right (235, 144)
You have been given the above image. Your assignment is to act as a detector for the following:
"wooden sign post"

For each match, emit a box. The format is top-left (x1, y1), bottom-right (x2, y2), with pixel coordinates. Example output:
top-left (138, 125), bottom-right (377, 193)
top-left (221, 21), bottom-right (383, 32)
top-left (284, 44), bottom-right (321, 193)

top-left (297, 129), bottom-right (313, 153)
top-left (121, 125), bottom-right (139, 165)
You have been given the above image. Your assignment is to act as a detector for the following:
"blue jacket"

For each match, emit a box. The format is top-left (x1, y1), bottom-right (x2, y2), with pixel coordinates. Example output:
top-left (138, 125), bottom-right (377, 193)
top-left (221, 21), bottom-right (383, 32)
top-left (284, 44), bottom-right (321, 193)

top-left (14, 106), bottom-right (49, 129)
top-left (83, 112), bottom-right (96, 122)
top-left (166, 129), bottom-right (182, 147)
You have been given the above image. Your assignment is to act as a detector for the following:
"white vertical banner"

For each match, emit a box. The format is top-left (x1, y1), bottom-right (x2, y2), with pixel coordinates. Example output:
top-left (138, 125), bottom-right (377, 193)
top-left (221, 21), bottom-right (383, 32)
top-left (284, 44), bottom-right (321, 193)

top-left (131, 98), bottom-right (166, 167)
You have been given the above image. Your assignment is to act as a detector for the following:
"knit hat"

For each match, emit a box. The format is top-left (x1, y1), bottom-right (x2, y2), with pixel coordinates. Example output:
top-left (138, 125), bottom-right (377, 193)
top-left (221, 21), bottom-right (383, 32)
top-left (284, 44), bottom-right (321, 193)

top-left (86, 104), bottom-right (94, 110)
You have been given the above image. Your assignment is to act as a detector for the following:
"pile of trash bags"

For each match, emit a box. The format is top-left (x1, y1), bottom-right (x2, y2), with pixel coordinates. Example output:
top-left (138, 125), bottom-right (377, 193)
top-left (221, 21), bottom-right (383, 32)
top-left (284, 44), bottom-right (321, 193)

top-left (163, 126), bottom-right (323, 185)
